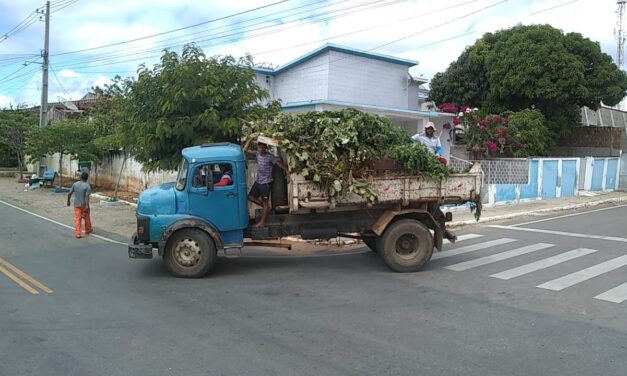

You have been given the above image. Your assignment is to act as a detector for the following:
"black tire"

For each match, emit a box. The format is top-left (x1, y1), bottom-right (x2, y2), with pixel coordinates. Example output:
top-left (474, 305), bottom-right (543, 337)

top-left (163, 228), bottom-right (217, 278)
top-left (377, 219), bottom-right (433, 273)
top-left (362, 236), bottom-right (378, 253)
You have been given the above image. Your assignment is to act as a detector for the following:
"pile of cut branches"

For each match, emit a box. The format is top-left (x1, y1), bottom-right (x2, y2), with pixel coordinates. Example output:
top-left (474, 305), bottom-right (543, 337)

top-left (244, 109), bottom-right (451, 202)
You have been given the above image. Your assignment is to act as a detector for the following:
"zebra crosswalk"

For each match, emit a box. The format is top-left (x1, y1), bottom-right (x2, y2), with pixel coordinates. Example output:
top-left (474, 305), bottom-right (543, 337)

top-left (433, 234), bottom-right (627, 305)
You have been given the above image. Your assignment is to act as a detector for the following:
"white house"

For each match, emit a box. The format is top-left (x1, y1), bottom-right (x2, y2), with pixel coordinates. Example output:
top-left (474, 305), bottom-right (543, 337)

top-left (253, 44), bottom-right (454, 156)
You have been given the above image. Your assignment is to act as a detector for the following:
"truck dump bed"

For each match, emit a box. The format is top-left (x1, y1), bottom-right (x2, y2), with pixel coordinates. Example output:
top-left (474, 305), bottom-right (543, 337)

top-left (288, 163), bottom-right (482, 214)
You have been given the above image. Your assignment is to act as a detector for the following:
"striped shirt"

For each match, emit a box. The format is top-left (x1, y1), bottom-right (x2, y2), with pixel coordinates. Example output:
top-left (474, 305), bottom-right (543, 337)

top-left (254, 151), bottom-right (277, 184)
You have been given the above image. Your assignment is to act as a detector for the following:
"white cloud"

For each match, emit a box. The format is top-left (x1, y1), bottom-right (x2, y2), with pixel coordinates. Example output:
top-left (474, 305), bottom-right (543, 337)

top-left (0, 0), bottom-right (623, 105)
top-left (0, 94), bottom-right (17, 109)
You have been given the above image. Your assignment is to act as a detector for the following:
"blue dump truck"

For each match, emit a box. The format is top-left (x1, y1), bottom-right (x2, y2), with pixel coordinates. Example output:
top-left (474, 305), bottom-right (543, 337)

top-left (128, 143), bottom-right (482, 278)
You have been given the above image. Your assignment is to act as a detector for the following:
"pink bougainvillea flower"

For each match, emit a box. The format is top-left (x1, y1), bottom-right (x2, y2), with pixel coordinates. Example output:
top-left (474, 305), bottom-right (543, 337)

top-left (495, 126), bottom-right (509, 137)
top-left (479, 119), bottom-right (489, 127)
top-left (484, 141), bottom-right (498, 154)
top-left (439, 103), bottom-right (459, 113)
top-left (453, 118), bottom-right (461, 125)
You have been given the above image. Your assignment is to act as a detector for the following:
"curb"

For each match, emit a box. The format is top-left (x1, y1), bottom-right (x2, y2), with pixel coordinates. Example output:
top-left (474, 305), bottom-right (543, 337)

top-left (448, 196), bottom-right (627, 228)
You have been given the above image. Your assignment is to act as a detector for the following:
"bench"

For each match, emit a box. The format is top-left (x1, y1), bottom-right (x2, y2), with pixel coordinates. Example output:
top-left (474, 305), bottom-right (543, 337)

top-left (41, 170), bottom-right (57, 187)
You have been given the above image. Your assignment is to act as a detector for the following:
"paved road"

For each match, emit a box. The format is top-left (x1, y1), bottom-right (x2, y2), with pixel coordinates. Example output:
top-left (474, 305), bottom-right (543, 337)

top-left (1, 201), bottom-right (627, 376)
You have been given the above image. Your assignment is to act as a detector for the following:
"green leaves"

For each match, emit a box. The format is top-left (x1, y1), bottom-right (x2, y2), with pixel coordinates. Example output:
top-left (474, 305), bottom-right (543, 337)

top-left (119, 44), bottom-right (273, 172)
top-left (246, 109), bottom-right (451, 203)
top-left (429, 24), bottom-right (627, 144)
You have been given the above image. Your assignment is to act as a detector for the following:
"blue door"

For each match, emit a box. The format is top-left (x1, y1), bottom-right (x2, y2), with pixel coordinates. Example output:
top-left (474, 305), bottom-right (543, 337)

top-left (520, 160), bottom-right (538, 200)
top-left (591, 159), bottom-right (605, 191)
top-left (561, 160), bottom-right (577, 197)
top-left (188, 162), bottom-right (241, 231)
top-left (541, 160), bottom-right (558, 199)
top-left (606, 159), bottom-right (618, 190)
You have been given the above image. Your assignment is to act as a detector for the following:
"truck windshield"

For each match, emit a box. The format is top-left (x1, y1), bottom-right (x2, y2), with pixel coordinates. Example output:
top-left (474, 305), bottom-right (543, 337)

top-left (175, 158), bottom-right (189, 191)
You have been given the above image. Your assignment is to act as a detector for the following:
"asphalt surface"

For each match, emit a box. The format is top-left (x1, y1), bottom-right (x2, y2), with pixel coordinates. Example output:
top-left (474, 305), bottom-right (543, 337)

top-left (2, 201), bottom-right (627, 375)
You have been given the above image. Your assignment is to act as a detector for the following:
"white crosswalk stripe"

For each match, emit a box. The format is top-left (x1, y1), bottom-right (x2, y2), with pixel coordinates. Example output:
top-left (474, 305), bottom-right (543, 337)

top-left (594, 282), bottom-right (627, 303)
top-left (432, 238), bottom-right (517, 261)
top-left (445, 243), bottom-right (554, 272)
top-left (436, 236), bottom-right (627, 304)
top-left (490, 248), bottom-right (599, 280)
top-left (443, 233), bottom-right (483, 245)
top-left (537, 255), bottom-right (627, 291)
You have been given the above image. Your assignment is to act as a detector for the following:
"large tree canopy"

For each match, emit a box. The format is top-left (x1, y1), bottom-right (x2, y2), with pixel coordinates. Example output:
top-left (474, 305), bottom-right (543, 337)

top-left (125, 44), bottom-right (273, 171)
top-left (429, 24), bottom-right (627, 138)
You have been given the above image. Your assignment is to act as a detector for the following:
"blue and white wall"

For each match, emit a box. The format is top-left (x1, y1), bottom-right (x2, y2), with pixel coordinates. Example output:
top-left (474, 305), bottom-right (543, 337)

top-left (486, 157), bottom-right (620, 205)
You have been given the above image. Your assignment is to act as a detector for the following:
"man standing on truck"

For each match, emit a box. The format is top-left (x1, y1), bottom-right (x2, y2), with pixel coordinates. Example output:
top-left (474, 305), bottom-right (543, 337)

top-left (243, 137), bottom-right (289, 227)
top-left (411, 122), bottom-right (442, 156)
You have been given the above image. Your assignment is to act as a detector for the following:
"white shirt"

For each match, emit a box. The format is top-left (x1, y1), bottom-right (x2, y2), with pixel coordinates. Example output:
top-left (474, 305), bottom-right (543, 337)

top-left (411, 133), bottom-right (442, 154)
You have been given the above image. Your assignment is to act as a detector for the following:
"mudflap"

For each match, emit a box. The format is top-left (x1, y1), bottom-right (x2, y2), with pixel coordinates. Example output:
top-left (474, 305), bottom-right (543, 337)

top-left (434, 226), bottom-right (444, 252)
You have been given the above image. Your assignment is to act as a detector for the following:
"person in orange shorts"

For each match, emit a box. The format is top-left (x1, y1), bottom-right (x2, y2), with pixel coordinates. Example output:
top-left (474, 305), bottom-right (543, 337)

top-left (67, 171), bottom-right (92, 238)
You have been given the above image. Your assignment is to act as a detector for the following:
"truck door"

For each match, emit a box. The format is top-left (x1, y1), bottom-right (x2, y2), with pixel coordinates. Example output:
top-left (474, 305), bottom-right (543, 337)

top-left (188, 162), bottom-right (240, 231)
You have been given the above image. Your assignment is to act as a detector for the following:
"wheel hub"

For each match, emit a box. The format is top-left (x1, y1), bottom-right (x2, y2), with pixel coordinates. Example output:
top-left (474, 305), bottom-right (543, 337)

top-left (395, 234), bottom-right (418, 259)
top-left (173, 238), bottom-right (202, 267)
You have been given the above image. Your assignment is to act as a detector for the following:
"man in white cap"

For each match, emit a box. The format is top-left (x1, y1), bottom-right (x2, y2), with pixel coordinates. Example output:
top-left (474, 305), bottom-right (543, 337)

top-left (411, 122), bottom-right (442, 156)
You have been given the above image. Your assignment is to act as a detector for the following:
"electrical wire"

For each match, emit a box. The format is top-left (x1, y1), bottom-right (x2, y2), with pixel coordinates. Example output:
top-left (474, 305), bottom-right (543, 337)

top-left (0, 9), bottom-right (40, 44)
top-left (49, 64), bottom-right (69, 96)
top-left (51, 0), bottom-right (407, 70)
top-left (52, 0), bottom-right (293, 56)
top-left (51, 0), bottom-right (80, 14)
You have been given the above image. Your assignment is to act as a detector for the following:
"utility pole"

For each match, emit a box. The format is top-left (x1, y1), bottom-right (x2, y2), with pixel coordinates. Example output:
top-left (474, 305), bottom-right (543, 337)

top-left (615, 1), bottom-right (627, 112)
top-left (39, 1), bottom-right (50, 127)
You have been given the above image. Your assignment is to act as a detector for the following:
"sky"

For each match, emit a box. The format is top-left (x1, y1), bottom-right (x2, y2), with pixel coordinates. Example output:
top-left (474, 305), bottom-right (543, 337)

top-left (0, 0), bottom-right (621, 109)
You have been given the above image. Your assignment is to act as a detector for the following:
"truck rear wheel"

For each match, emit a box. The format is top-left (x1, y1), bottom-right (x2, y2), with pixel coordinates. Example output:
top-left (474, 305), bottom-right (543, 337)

top-left (164, 229), bottom-right (217, 278)
top-left (377, 219), bottom-right (433, 272)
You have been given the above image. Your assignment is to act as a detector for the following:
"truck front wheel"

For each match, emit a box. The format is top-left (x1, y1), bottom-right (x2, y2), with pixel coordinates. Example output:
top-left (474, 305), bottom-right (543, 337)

top-left (164, 229), bottom-right (217, 278)
top-left (377, 219), bottom-right (433, 272)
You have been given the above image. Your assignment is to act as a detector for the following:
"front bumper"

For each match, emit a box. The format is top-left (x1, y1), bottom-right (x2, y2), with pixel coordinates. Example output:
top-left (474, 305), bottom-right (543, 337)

top-left (128, 234), bottom-right (154, 259)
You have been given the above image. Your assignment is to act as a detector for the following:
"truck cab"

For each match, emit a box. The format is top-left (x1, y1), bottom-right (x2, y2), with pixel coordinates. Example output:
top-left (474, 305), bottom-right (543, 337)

top-left (129, 143), bottom-right (249, 277)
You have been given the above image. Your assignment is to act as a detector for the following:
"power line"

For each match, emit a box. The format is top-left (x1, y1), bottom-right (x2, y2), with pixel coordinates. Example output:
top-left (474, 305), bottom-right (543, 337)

top-left (50, 0), bottom-right (80, 13)
top-left (52, 0), bottom-right (293, 57)
top-left (49, 64), bottom-right (69, 96)
top-left (253, 0), bottom-right (480, 56)
top-left (51, 0), bottom-right (489, 77)
top-left (373, 0), bottom-right (508, 50)
top-left (50, 0), bottom-right (407, 70)
top-left (529, 0), bottom-right (581, 16)
top-left (0, 8), bottom-right (40, 44)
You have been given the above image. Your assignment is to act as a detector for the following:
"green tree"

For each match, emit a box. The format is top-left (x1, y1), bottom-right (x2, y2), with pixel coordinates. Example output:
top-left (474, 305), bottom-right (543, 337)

top-left (0, 109), bottom-right (37, 178)
top-left (430, 24), bottom-right (627, 139)
top-left (125, 44), bottom-right (273, 171)
top-left (507, 109), bottom-right (551, 157)
top-left (91, 77), bottom-right (137, 199)
top-left (25, 119), bottom-right (99, 188)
